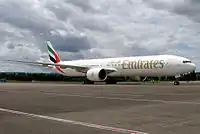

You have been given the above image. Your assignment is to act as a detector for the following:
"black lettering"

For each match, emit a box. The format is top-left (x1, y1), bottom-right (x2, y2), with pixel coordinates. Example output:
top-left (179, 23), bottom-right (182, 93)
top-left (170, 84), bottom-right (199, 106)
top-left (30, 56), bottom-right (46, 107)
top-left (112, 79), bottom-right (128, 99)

top-left (122, 60), bottom-right (129, 69)
top-left (153, 60), bottom-right (165, 69)
top-left (153, 60), bottom-right (159, 68)
top-left (140, 60), bottom-right (144, 69)
top-left (159, 60), bottom-right (165, 68)
top-left (149, 60), bottom-right (154, 69)
top-left (137, 60), bottom-right (141, 69)
top-left (128, 61), bottom-right (131, 69)
top-left (129, 61), bottom-right (137, 69)
top-left (143, 60), bottom-right (150, 69)
top-left (129, 61), bottom-right (133, 69)
top-left (122, 60), bottom-right (165, 70)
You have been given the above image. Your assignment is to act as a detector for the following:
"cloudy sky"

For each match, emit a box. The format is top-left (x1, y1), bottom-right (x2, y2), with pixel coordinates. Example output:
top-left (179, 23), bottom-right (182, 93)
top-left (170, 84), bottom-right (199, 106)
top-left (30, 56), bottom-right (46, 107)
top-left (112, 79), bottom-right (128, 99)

top-left (0, 0), bottom-right (200, 72)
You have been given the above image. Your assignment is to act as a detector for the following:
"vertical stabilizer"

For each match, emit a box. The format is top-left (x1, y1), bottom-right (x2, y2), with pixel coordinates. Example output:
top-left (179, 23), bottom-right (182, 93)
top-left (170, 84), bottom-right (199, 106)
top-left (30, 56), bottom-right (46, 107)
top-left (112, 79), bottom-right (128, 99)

top-left (47, 41), bottom-right (61, 63)
top-left (46, 41), bottom-right (65, 74)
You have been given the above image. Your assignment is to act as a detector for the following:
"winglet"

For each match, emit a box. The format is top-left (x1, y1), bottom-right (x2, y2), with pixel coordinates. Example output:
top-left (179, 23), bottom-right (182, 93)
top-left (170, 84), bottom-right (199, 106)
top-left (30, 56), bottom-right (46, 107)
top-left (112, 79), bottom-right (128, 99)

top-left (47, 41), bottom-right (61, 63)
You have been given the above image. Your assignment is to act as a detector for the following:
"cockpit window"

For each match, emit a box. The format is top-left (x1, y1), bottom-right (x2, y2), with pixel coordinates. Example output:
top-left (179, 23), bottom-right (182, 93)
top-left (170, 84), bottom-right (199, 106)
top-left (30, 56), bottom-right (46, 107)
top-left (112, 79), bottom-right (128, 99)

top-left (183, 60), bottom-right (191, 63)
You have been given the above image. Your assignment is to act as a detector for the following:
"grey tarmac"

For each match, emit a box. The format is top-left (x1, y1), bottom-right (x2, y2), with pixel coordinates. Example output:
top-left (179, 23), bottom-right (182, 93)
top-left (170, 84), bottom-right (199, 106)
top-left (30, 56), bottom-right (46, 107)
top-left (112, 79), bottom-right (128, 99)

top-left (0, 83), bottom-right (200, 134)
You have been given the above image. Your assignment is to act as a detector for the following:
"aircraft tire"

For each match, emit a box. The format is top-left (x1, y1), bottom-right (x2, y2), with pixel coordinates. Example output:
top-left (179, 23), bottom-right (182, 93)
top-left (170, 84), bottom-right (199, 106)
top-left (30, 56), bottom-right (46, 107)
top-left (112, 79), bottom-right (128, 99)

top-left (83, 79), bottom-right (94, 84)
top-left (174, 81), bottom-right (180, 85)
top-left (105, 79), bottom-right (117, 84)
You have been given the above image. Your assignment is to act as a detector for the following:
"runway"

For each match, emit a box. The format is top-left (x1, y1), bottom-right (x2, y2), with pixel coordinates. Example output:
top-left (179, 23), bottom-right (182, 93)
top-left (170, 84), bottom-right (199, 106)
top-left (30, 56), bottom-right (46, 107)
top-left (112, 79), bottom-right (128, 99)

top-left (0, 83), bottom-right (200, 134)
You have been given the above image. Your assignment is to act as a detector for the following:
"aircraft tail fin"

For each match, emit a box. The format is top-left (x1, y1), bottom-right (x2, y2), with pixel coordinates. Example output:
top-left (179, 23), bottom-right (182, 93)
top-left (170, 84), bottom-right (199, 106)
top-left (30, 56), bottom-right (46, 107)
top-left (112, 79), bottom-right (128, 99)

top-left (46, 41), bottom-right (61, 63)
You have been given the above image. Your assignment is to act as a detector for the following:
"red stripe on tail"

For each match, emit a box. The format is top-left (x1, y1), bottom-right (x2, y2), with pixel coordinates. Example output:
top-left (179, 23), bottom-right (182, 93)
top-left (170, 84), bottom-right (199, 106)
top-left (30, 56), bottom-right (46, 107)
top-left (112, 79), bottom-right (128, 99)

top-left (56, 66), bottom-right (65, 74)
top-left (53, 51), bottom-right (60, 63)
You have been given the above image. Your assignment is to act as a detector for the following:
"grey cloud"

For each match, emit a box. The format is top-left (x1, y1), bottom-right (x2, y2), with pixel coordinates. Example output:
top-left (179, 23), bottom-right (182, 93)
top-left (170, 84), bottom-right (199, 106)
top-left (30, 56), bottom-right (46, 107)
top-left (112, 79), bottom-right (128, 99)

top-left (0, 0), bottom-right (200, 72)
top-left (144, 0), bottom-right (200, 23)
top-left (142, 0), bottom-right (172, 10)
top-left (45, 1), bottom-right (77, 21)
top-left (0, 2), bottom-right (49, 33)
top-left (47, 35), bottom-right (91, 52)
top-left (71, 17), bottom-right (112, 32)
top-left (0, 0), bottom-right (92, 54)
top-left (59, 51), bottom-right (85, 61)
top-left (65, 0), bottom-right (95, 12)
top-left (46, 1), bottom-right (111, 32)
top-left (7, 43), bottom-right (15, 49)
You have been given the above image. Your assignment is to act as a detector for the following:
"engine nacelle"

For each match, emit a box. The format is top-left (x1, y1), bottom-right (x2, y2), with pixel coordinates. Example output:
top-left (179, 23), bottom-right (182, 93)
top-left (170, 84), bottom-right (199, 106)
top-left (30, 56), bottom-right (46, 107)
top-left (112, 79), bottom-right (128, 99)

top-left (86, 68), bottom-right (107, 81)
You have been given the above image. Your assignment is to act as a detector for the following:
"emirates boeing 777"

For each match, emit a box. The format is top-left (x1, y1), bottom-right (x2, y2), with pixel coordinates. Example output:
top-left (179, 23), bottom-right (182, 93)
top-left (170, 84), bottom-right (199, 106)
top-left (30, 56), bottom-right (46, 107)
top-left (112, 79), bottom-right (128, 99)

top-left (6, 41), bottom-right (196, 85)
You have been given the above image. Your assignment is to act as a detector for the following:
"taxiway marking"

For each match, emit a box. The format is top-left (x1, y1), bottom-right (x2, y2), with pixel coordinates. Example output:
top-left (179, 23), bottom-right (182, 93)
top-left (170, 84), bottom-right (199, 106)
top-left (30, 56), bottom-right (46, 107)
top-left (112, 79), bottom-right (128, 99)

top-left (41, 91), bottom-right (200, 105)
top-left (0, 107), bottom-right (147, 134)
top-left (0, 90), bottom-right (200, 105)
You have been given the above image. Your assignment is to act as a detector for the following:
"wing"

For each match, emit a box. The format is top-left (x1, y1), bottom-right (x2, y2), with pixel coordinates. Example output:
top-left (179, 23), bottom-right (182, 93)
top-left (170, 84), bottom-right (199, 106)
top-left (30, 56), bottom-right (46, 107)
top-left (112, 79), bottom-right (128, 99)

top-left (4, 60), bottom-right (117, 74)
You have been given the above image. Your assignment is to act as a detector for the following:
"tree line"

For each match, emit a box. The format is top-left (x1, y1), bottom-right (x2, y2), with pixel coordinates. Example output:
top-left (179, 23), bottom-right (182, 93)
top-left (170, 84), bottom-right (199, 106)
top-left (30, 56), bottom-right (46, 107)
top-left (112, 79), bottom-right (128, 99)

top-left (0, 71), bottom-right (198, 82)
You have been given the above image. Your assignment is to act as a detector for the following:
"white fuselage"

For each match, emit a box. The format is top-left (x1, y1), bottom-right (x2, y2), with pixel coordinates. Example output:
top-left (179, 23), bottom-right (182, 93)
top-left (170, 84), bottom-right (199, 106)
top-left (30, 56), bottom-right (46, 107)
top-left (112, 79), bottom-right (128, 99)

top-left (50, 55), bottom-right (196, 77)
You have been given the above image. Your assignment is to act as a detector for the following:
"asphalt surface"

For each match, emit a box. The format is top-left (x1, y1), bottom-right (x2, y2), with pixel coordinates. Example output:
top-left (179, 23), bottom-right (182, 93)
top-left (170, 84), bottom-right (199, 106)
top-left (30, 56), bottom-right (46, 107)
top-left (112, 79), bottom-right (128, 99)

top-left (0, 83), bottom-right (200, 134)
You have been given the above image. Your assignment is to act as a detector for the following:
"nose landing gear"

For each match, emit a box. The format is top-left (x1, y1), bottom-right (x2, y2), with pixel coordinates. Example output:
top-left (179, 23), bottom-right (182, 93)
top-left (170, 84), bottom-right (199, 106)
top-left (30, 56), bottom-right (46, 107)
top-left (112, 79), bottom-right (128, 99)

top-left (174, 80), bottom-right (180, 85)
top-left (174, 75), bottom-right (181, 85)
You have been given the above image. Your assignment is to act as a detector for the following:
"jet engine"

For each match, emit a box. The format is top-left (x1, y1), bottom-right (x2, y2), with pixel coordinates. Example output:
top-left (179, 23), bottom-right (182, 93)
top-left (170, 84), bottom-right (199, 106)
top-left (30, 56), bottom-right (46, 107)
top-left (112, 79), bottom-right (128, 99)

top-left (86, 68), bottom-right (107, 81)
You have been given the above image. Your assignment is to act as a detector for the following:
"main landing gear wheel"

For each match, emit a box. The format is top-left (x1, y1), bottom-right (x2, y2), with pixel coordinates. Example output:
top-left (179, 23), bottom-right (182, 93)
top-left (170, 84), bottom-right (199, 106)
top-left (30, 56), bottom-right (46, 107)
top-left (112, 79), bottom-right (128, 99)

top-left (105, 80), bottom-right (117, 84)
top-left (105, 78), bottom-right (117, 84)
top-left (174, 81), bottom-right (180, 85)
top-left (83, 79), bottom-right (94, 84)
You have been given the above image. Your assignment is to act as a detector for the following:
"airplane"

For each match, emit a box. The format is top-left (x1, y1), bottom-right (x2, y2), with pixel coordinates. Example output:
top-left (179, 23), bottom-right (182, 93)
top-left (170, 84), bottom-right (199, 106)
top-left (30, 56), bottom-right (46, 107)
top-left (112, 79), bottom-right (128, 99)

top-left (5, 41), bottom-right (196, 85)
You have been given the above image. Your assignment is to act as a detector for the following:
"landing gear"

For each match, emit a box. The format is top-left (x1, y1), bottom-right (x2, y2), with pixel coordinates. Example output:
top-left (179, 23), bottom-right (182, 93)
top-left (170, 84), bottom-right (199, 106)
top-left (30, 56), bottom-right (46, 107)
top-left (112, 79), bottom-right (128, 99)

top-left (82, 77), bottom-right (117, 85)
top-left (105, 79), bottom-right (117, 84)
top-left (173, 80), bottom-right (180, 85)
top-left (83, 79), bottom-right (94, 84)
top-left (174, 75), bottom-right (181, 85)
